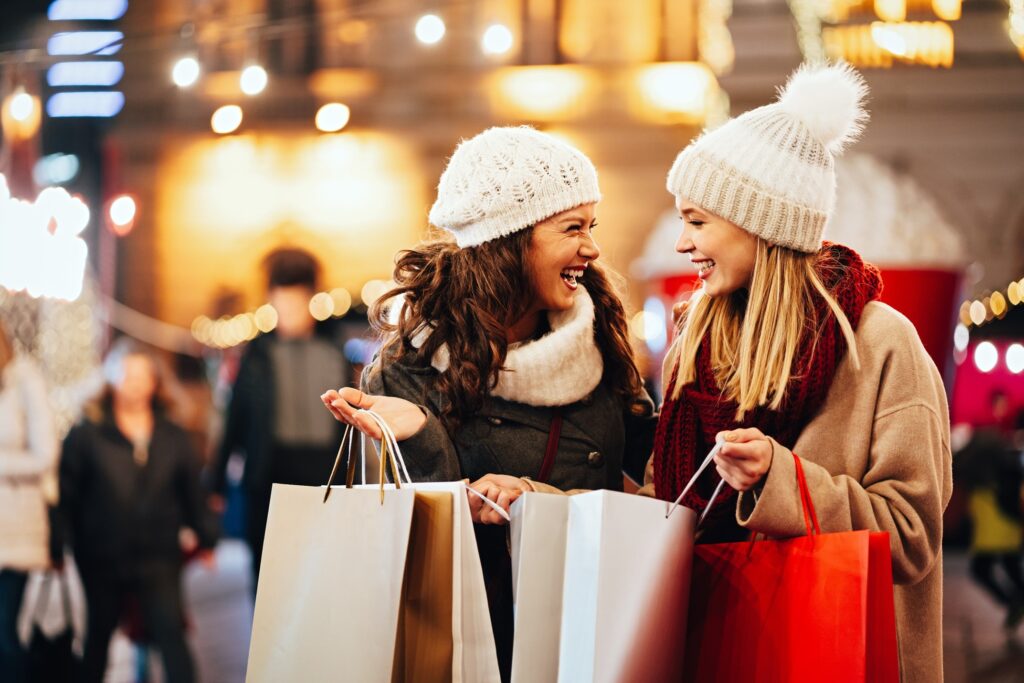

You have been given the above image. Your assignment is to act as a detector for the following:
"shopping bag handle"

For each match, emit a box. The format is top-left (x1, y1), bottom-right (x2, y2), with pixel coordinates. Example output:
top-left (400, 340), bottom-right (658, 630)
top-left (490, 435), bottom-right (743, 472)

top-left (359, 409), bottom-right (413, 486)
top-left (792, 453), bottom-right (821, 536)
top-left (464, 485), bottom-right (512, 523)
top-left (322, 411), bottom-right (412, 503)
top-left (666, 437), bottom-right (727, 522)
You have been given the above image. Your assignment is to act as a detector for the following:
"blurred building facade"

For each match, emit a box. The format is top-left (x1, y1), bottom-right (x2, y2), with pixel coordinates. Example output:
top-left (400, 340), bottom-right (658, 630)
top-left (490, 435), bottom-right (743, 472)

top-left (109, 0), bottom-right (731, 334)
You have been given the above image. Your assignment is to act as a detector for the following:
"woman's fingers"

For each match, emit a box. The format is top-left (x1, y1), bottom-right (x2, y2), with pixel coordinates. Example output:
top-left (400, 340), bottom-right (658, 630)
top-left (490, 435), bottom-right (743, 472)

top-left (467, 488), bottom-right (486, 521)
top-left (716, 427), bottom-right (766, 444)
top-left (322, 389), bottom-right (358, 423)
top-left (320, 390), bottom-right (349, 423)
top-left (714, 447), bottom-right (768, 490)
top-left (480, 507), bottom-right (510, 525)
top-left (466, 477), bottom-right (523, 525)
top-left (718, 440), bottom-right (766, 460)
top-left (715, 460), bottom-right (755, 491)
top-left (353, 412), bottom-right (383, 440)
top-left (338, 386), bottom-right (371, 409)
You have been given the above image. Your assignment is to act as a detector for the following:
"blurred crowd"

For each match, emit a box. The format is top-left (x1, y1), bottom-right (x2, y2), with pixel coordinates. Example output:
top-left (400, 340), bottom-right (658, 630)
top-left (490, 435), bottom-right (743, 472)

top-left (0, 246), bottom-right (369, 683)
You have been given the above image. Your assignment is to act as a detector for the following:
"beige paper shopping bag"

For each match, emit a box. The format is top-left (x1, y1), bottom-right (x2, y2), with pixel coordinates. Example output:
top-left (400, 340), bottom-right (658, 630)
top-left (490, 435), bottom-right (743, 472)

top-left (392, 490), bottom-right (454, 683)
top-left (371, 482), bottom-right (501, 683)
top-left (344, 411), bottom-right (502, 683)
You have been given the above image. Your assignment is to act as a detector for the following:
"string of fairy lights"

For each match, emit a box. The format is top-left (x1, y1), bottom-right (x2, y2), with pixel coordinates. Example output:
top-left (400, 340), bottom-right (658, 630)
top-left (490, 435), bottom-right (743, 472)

top-left (787, 0), bottom-right (1024, 67)
top-left (953, 273), bottom-right (1024, 375)
top-left (190, 280), bottom-right (391, 350)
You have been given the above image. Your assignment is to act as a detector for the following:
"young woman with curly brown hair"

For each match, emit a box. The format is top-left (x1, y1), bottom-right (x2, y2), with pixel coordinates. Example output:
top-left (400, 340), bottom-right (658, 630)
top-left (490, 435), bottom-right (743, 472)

top-left (321, 126), bottom-right (657, 679)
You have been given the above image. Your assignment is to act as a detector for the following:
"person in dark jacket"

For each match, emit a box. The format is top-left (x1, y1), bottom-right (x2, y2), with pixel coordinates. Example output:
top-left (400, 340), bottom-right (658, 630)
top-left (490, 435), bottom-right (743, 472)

top-left (58, 338), bottom-right (217, 683)
top-left (208, 248), bottom-right (350, 586)
top-left (954, 391), bottom-right (1024, 632)
top-left (322, 127), bottom-right (657, 679)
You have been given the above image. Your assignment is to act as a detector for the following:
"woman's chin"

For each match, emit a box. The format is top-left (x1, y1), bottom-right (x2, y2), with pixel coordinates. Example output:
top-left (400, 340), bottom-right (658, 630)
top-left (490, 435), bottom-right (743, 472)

top-left (542, 293), bottom-right (575, 312)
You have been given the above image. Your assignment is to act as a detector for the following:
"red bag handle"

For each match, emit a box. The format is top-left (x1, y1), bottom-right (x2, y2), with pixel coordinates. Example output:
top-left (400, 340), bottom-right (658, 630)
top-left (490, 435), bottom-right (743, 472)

top-left (792, 452), bottom-right (821, 536)
top-left (537, 410), bottom-right (562, 484)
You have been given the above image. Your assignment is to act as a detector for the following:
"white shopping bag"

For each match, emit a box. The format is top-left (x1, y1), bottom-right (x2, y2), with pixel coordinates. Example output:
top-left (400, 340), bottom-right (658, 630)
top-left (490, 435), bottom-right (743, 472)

top-left (508, 492), bottom-right (571, 683)
top-left (246, 482), bottom-right (417, 682)
top-left (343, 410), bottom-right (502, 683)
top-left (557, 490), bottom-right (696, 683)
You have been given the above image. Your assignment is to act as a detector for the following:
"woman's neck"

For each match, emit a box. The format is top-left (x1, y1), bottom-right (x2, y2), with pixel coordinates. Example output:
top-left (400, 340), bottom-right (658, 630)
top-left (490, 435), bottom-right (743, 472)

top-left (505, 309), bottom-right (543, 344)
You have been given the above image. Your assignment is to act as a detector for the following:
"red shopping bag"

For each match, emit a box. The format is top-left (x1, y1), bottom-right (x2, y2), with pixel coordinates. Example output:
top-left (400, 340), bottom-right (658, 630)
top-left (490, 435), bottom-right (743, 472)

top-left (683, 453), bottom-right (899, 682)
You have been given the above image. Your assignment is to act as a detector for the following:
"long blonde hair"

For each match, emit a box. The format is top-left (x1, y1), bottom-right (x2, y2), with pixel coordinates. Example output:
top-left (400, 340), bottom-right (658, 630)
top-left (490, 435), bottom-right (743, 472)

top-left (667, 241), bottom-right (859, 419)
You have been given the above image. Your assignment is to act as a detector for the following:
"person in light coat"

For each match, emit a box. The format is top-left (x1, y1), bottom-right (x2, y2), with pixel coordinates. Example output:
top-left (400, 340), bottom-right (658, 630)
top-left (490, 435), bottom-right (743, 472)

top-left (0, 323), bottom-right (58, 683)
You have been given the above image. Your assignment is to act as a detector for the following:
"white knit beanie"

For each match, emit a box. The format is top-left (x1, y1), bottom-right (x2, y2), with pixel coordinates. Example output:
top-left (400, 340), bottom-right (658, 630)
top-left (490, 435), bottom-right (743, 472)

top-left (429, 126), bottom-right (602, 248)
top-left (666, 62), bottom-right (869, 253)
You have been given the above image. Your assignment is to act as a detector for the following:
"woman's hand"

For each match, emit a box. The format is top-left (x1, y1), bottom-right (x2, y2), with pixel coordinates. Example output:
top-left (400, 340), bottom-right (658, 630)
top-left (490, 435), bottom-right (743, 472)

top-left (466, 474), bottom-right (533, 525)
top-left (713, 428), bottom-right (773, 491)
top-left (320, 388), bottom-right (427, 441)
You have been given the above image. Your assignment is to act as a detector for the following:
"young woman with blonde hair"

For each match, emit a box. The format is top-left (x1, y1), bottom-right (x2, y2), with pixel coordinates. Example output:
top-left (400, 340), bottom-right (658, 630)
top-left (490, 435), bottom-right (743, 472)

top-left (644, 63), bottom-right (952, 682)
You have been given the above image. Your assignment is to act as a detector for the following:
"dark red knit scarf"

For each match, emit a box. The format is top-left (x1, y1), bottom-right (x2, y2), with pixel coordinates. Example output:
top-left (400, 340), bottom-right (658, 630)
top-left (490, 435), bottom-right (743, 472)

top-left (651, 243), bottom-right (883, 516)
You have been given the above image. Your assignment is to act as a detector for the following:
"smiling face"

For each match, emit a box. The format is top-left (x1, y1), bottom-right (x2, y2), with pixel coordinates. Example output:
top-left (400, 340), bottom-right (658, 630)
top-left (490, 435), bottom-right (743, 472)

top-left (675, 197), bottom-right (758, 297)
top-left (526, 203), bottom-right (601, 313)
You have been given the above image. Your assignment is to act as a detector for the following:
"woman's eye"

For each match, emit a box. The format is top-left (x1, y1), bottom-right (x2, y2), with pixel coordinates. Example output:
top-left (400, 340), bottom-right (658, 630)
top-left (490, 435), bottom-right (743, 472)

top-left (688, 220), bottom-right (705, 227)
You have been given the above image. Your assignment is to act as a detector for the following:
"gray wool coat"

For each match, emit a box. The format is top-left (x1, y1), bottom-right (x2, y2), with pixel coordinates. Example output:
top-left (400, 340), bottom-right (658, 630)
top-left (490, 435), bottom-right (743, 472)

top-left (361, 351), bottom-right (658, 490)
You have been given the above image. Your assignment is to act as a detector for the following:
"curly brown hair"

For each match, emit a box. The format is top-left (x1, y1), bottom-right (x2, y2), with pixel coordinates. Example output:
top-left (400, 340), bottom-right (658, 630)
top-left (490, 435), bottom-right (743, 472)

top-left (368, 229), bottom-right (645, 432)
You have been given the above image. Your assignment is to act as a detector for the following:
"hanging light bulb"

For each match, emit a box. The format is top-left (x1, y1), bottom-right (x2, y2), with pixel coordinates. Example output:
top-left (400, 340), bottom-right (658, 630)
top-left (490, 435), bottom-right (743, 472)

top-left (415, 15), bottom-right (446, 45)
top-left (172, 56), bottom-right (201, 87)
top-left (107, 194), bottom-right (136, 235)
top-left (482, 24), bottom-right (514, 55)
top-left (240, 64), bottom-right (268, 96)
top-left (315, 103), bottom-right (351, 132)
top-left (211, 105), bottom-right (243, 134)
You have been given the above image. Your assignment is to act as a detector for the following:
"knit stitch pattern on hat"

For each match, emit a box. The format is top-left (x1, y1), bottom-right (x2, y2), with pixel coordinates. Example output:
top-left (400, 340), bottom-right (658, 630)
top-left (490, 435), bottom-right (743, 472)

top-left (429, 126), bottom-right (602, 248)
top-left (666, 63), bottom-right (868, 253)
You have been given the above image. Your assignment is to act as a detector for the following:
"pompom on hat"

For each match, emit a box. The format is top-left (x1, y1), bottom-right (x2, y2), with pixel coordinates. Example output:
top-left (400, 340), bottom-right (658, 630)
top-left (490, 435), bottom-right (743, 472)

top-left (429, 126), bottom-right (602, 248)
top-left (666, 62), bottom-right (869, 253)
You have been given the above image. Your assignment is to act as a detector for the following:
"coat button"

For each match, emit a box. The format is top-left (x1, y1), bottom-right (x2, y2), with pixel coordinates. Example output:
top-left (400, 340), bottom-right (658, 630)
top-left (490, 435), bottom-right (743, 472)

top-left (487, 416), bottom-right (503, 426)
top-left (587, 451), bottom-right (604, 468)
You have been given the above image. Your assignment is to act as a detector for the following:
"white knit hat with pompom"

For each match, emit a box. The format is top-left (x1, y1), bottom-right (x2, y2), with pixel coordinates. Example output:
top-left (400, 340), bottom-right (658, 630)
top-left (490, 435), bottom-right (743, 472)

top-left (429, 126), bottom-right (602, 248)
top-left (666, 62), bottom-right (869, 253)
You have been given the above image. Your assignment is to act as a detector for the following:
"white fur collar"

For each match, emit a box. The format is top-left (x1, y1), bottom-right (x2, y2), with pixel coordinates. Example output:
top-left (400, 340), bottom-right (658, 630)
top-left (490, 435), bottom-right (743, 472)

top-left (410, 286), bottom-right (604, 407)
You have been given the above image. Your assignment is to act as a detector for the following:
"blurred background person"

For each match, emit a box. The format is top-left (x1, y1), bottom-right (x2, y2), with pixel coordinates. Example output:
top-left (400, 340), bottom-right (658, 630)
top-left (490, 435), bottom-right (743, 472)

top-left (57, 338), bottom-right (217, 683)
top-left (954, 389), bottom-right (1024, 634)
top-left (208, 248), bottom-right (350, 587)
top-left (0, 322), bottom-right (58, 683)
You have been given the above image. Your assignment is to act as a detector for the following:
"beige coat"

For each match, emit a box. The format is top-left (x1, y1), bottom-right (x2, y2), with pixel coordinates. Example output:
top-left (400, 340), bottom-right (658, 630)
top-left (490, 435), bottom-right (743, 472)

top-left (635, 301), bottom-right (952, 682)
top-left (529, 301), bottom-right (951, 678)
top-left (0, 357), bottom-right (58, 571)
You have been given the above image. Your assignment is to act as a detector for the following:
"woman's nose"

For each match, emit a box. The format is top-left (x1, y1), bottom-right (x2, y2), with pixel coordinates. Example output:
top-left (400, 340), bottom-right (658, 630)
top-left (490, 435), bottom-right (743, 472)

top-left (675, 225), bottom-right (693, 254)
top-left (580, 233), bottom-right (601, 261)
